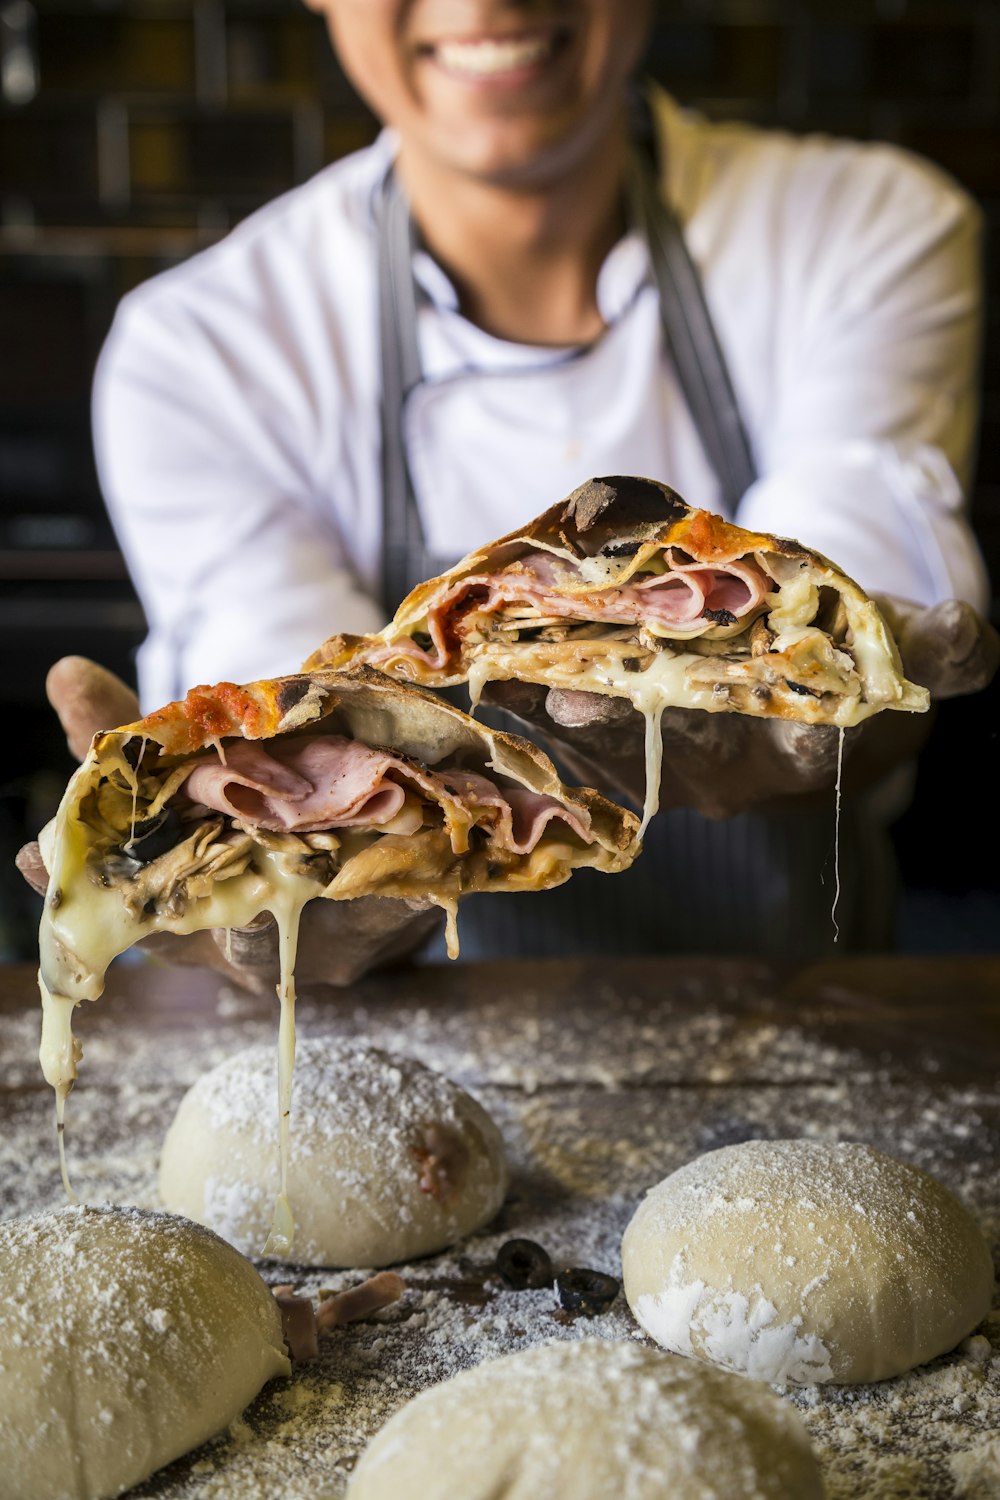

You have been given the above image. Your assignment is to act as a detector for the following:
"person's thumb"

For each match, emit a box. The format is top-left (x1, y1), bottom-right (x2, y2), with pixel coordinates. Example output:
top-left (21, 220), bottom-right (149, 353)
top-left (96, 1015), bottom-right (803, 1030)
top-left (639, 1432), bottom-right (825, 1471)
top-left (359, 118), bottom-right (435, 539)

top-left (46, 656), bottom-right (141, 762)
top-left (902, 600), bottom-right (999, 699)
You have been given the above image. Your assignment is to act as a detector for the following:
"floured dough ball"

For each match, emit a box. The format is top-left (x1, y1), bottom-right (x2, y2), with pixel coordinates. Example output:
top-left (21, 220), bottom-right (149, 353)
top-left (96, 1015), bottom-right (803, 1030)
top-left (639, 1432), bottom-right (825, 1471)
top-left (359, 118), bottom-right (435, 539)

top-left (346, 1338), bottom-right (824, 1500)
top-left (159, 1039), bottom-right (508, 1266)
top-left (0, 1204), bottom-right (289, 1500)
top-left (622, 1140), bottom-right (994, 1385)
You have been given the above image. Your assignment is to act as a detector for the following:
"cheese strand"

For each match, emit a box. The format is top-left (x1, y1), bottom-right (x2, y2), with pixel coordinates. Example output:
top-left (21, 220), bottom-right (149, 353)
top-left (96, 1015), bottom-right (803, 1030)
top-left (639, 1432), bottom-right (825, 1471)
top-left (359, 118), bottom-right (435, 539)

top-left (38, 974), bottom-right (81, 1203)
top-left (831, 726), bottom-right (845, 944)
top-left (262, 873), bottom-right (313, 1257)
top-left (638, 705), bottom-right (665, 842)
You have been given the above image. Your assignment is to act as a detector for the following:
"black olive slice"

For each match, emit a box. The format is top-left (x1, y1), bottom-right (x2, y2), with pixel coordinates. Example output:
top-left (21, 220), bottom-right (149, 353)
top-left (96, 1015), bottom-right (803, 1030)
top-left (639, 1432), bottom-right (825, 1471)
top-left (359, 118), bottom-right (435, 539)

top-left (120, 808), bottom-right (182, 864)
top-left (555, 1267), bottom-right (620, 1315)
top-left (495, 1239), bottom-right (554, 1291)
top-left (120, 736), bottom-right (146, 770)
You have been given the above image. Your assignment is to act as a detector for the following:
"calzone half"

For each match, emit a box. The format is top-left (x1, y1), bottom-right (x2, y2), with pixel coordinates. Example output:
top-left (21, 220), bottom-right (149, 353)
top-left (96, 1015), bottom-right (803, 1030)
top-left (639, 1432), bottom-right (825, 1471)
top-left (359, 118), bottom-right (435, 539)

top-left (307, 476), bottom-right (929, 828)
top-left (36, 664), bottom-right (636, 1246)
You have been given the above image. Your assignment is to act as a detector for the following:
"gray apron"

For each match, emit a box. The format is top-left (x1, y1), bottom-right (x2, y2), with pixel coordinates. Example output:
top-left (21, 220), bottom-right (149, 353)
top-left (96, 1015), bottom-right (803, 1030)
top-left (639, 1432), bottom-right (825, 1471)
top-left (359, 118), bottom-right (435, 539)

top-left (373, 139), bottom-right (896, 961)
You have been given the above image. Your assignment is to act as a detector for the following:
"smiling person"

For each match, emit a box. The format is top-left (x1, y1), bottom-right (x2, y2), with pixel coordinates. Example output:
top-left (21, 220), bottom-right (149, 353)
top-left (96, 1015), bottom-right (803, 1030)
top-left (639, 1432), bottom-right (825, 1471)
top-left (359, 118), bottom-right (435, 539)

top-left (41, 1), bottom-right (997, 968)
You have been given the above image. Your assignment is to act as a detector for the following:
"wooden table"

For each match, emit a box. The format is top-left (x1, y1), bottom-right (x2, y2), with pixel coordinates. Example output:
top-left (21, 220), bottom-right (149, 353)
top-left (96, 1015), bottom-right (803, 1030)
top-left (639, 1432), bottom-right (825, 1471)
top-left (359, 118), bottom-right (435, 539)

top-left (1, 955), bottom-right (998, 1499)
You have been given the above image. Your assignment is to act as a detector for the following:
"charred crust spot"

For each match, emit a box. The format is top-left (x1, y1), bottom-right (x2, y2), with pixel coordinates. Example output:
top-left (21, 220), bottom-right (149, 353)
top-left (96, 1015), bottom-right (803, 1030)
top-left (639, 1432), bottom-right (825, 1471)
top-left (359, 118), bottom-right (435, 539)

top-left (786, 680), bottom-right (817, 697)
top-left (276, 677), bottom-right (312, 716)
top-left (752, 685), bottom-right (772, 702)
top-left (622, 657), bottom-right (642, 673)
top-left (765, 535), bottom-right (807, 559)
top-left (600, 540), bottom-right (642, 558)
top-left (560, 475), bottom-right (687, 534)
top-left (703, 606), bottom-right (737, 626)
top-left (560, 478), bottom-right (616, 530)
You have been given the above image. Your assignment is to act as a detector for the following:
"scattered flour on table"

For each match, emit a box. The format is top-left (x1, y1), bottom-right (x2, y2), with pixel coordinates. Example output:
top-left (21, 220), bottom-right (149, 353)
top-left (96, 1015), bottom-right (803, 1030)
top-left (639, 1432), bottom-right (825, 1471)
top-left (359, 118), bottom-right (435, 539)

top-left (0, 971), bottom-right (997, 1500)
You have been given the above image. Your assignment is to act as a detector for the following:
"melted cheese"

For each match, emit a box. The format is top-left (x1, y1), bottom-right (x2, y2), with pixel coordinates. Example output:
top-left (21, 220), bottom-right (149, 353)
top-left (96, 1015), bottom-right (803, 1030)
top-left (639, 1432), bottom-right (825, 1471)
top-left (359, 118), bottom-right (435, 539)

top-left (38, 973), bottom-right (80, 1202)
top-left (439, 898), bottom-right (460, 961)
top-left (259, 867), bottom-right (314, 1256)
top-left (37, 732), bottom-right (624, 1250)
top-left (40, 833), bottom-right (325, 1254)
top-left (831, 725), bottom-right (845, 944)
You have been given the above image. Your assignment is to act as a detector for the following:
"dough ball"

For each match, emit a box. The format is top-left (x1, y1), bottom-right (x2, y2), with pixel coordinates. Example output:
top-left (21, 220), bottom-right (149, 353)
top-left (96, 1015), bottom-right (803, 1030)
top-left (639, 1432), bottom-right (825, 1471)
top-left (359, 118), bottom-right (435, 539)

top-left (0, 1204), bottom-right (289, 1500)
top-left (622, 1140), bottom-right (994, 1385)
top-left (345, 1338), bottom-right (824, 1500)
top-left (159, 1039), bottom-right (508, 1267)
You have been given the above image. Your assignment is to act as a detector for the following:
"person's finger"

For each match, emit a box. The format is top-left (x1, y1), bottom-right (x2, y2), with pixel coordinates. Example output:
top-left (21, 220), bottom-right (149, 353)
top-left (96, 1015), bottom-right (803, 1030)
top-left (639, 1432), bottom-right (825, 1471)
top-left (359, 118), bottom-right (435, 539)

top-left (206, 897), bottom-right (441, 990)
top-left (544, 687), bottom-right (633, 729)
top-left (769, 720), bottom-right (846, 782)
top-left (902, 600), bottom-right (1000, 699)
top-left (46, 657), bottom-right (141, 762)
top-left (211, 912), bottom-right (279, 971)
top-left (660, 706), bottom-right (744, 762)
top-left (478, 678), bottom-right (550, 720)
top-left (16, 841), bottom-right (49, 897)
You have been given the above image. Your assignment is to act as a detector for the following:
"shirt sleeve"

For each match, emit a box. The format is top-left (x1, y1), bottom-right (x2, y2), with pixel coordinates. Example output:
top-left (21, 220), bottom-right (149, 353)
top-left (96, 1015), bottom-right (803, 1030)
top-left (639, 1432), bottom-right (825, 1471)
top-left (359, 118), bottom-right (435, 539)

top-left (93, 289), bottom-right (384, 712)
top-left (735, 145), bottom-right (989, 611)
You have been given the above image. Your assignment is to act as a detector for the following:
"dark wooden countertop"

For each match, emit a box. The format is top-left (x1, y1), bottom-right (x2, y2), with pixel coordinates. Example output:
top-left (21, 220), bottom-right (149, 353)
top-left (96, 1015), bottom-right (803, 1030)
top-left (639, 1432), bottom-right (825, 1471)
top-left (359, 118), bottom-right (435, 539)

top-left (1, 953), bottom-right (998, 1499)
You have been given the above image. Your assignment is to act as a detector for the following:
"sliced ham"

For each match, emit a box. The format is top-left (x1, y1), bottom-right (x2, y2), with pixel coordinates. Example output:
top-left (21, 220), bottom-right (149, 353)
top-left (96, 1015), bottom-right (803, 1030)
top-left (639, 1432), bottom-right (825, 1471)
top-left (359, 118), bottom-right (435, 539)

top-left (184, 737), bottom-right (410, 832)
top-left (442, 771), bottom-right (593, 854)
top-left (372, 548), bottom-right (771, 672)
top-left (181, 735), bottom-right (592, 856)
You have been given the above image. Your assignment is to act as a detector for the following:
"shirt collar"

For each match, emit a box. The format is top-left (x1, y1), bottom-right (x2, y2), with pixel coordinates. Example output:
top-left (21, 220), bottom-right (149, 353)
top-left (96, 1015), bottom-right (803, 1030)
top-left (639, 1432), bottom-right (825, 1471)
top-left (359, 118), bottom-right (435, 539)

top-left (412, 229), bottom-right (652, 328)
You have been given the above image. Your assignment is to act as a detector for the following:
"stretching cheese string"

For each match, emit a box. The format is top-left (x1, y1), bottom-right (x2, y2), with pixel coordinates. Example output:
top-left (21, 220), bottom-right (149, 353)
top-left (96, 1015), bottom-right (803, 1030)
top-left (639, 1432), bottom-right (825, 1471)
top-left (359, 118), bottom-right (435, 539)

top-left (38, 975), bottom-right (80, 1203)
top-left (262, 890), bottom-right (307, 1257)
top-left (831, 726), bottom-right (845, 944)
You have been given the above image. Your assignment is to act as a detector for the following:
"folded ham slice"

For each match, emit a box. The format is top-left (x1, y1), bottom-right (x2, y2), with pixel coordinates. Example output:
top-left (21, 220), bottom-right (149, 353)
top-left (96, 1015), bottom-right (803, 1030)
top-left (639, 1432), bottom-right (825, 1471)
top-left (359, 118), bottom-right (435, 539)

top-left (182, 734), bottom-right (594, 857)
top-left (367, 548), bottom-right (771, 674)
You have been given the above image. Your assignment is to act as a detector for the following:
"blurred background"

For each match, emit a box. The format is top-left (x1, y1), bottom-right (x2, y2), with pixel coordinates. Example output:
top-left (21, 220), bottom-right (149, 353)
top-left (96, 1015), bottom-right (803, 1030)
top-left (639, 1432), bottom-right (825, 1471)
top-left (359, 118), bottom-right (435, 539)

top-left (1, 0), bottom-right (998, 959)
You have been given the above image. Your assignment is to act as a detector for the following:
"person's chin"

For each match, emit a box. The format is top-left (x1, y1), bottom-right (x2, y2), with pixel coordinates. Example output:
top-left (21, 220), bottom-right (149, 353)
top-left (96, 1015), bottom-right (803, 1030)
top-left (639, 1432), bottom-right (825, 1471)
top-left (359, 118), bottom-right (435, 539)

top-left (423, 116), bottom-right (589, 187)
top-left (410, 27), bottom-right (598, 169)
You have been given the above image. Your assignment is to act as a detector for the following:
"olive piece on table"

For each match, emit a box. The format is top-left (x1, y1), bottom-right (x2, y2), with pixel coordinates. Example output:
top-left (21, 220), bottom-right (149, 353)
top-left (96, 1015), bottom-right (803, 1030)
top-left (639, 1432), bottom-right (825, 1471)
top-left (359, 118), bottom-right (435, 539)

top-left (555, 1268), bottom-right (620, 1315)
top-left (495, 1239), bottom-right (554, 1290)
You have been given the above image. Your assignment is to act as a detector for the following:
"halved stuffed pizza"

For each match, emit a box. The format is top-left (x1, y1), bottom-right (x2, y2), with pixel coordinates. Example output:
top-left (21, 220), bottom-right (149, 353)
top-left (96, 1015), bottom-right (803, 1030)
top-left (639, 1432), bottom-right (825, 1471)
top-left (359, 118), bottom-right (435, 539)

top-left (306, 476), bottom-right (929, 829)
top-left (36, 664), bottom-right (637, 1248)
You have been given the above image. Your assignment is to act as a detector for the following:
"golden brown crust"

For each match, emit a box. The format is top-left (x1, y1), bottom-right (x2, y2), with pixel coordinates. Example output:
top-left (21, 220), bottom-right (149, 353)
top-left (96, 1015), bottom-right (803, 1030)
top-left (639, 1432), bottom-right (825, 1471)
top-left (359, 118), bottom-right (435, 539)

top-left (303, 475), bottom-right (927, 725)
top-left (304, 476), bottom-right (863, 665)
top-left (88, 664), bottom-right (638, 862)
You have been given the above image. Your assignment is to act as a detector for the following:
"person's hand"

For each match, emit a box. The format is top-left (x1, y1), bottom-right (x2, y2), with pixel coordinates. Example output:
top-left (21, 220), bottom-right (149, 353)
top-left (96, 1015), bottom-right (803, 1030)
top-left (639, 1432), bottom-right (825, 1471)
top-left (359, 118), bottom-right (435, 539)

top-left (18, 656), bottom-right (442, 990)
top-left (481, 597), bottom-right (999, 822)
top-left (16, 655), bottom-right (141, 897)
top-left (874, 596), bottom-right (1000, 700)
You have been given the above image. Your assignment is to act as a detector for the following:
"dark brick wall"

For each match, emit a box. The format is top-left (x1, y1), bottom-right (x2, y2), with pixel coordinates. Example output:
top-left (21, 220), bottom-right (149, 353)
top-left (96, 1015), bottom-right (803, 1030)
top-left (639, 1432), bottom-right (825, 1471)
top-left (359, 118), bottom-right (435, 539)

top-left (0, 0), bottom-right (996, 953)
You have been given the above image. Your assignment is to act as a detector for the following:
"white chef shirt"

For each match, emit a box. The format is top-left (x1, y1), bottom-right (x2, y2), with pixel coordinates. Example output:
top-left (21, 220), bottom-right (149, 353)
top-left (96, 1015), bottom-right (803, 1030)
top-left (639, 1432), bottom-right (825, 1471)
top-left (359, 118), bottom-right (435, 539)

top-left (93, 87), bottom-right (989, 710)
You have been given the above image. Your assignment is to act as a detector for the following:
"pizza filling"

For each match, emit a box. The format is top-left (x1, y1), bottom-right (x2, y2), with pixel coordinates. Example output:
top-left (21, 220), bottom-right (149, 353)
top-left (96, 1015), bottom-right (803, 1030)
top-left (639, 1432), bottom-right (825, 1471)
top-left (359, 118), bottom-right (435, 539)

top-left (370, 547), bottom-right (773, 678)
top-left (77, 729), bottom-right (596, 930)
top-left (364, 544), bottom-right (885, 728)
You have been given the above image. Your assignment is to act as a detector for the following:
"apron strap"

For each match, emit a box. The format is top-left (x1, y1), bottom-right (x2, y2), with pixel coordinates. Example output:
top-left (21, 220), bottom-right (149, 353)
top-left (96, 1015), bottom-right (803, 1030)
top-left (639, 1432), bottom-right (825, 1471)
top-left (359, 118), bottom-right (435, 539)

top-left (375, 122), bottom-right (758, 612)
top-left (375, 167), bottom-right (426, 616)
top-left (627, 148), bottom-right (758, 511)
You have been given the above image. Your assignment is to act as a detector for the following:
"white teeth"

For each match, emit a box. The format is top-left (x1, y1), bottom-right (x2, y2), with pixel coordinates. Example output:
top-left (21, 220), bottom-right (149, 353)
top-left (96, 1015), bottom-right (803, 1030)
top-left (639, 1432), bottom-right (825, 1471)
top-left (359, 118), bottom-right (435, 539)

top-left (436, 34), bottom-right (554, 77)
